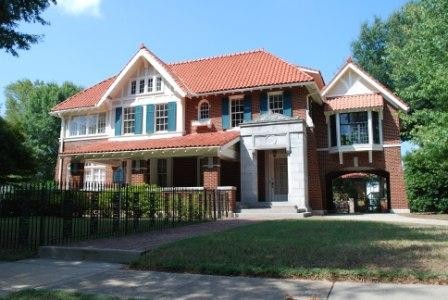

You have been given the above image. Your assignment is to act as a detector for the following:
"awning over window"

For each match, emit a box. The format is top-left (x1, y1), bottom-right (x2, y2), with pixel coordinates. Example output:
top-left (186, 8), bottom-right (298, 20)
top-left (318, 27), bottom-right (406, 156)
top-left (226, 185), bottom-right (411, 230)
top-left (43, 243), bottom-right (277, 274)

top-left (325, 93), bottom-right (383, 112)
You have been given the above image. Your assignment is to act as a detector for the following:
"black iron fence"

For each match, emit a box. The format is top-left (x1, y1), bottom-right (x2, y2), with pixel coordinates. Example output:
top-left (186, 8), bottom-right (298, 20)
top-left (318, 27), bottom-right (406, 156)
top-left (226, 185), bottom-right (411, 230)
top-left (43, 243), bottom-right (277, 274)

top-left (0, 182), bottom-right (236, 252)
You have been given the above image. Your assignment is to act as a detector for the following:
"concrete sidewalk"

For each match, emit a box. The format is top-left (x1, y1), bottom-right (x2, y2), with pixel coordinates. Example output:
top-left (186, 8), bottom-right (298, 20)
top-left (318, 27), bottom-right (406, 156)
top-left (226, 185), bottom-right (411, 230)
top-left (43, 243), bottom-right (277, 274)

top-left (1, 259), bottom-right (447, 299)
top-left (320, 213), bottom-right (448, 226)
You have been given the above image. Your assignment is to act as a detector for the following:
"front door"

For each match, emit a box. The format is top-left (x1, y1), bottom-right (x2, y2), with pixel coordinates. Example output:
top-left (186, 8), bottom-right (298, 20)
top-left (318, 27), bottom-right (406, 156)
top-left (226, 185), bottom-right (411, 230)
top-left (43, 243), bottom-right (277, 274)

top-left (266, 150), bottom-right (288, 202)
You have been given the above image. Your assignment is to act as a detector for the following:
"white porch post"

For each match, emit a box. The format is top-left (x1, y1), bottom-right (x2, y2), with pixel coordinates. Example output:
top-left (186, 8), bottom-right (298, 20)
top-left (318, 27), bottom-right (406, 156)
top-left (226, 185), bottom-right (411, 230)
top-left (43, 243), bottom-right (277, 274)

top-left (287, 131), bottom-right (309, 211)
top-left (240, 137), bottom-right (258, 204)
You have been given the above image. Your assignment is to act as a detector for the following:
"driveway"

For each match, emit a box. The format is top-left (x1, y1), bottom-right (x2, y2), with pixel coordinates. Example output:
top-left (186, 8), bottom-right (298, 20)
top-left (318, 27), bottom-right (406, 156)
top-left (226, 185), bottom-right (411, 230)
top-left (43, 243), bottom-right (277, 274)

top-left (1, 259), bottom-right (447, 299)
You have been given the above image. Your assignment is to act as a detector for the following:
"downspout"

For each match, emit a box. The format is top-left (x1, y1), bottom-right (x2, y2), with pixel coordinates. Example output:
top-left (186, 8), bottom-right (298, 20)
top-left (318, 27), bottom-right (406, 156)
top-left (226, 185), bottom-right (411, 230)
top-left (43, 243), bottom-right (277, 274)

top-left (57, 115), bottom-right (65, 183)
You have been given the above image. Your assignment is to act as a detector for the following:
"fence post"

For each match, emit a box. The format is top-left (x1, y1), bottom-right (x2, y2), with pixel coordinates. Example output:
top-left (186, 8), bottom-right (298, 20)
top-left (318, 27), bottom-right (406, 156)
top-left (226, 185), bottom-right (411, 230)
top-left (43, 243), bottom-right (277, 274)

top-left (62, 190), bottom-right (74, 243)
top-left (90, 192), bottom-right (99, 236)
top-left (132, 192), bottom-right (140, 232)
top-left (18, 189), bottom-right (30, 248)
top-left (112, 192), bottom-right (120, 234)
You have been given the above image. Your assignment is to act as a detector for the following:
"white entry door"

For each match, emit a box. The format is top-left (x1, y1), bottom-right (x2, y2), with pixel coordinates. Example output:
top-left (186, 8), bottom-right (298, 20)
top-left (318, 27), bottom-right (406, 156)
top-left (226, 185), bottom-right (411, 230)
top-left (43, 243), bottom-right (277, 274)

top-left (266, 150), bottom-right (288, 202)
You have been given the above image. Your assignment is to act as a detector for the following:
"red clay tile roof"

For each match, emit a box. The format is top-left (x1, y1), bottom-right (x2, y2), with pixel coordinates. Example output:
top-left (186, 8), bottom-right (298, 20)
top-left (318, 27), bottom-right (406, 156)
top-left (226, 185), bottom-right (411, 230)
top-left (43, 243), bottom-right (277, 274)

top-left (325, 93), bottom-right (384, 112)
top-left (63, 131), bottom-right (239, 155)
top-left (52, 49), bottom-right (314, 112)
top-left (52, 76), bottom-right (116, 112)
top-left (167, 50), bottom-right (313, 94)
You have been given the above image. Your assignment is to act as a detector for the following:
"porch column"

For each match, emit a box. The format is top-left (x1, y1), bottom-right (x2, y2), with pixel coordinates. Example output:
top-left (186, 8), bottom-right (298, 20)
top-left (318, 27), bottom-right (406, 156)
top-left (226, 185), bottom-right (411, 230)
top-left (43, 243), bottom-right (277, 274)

top-left (240, 136), bottom-right (258, 204)
top-left (288, 131), bottom-right (310, 211)
top-left (203, 162), bottom-right (221, 188)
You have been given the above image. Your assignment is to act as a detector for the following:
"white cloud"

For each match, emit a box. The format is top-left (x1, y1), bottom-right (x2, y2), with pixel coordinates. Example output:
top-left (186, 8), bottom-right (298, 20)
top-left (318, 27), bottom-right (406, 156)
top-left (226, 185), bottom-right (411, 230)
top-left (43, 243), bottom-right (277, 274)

top-left (57, 0), bottom-right (103, 17)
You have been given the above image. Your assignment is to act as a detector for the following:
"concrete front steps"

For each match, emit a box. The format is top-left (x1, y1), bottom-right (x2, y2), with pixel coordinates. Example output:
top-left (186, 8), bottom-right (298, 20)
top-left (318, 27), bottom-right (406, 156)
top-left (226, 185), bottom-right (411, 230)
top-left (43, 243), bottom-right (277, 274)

top-left (39, 246), bottom-right (144, 264)
top-left (236, 202), bottom-right (312, 219)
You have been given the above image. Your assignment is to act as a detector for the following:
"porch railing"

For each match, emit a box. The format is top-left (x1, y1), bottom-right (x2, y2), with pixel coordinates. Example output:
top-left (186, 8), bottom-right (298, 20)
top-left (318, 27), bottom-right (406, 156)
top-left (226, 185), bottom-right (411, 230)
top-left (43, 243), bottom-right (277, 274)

top-left (0, 182), bottom-right (236, 252)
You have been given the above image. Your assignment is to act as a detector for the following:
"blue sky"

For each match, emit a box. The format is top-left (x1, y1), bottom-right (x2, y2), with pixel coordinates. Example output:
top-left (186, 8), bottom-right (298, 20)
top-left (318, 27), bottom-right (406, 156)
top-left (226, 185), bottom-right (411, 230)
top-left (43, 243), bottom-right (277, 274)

top-left (0, 0), bottom-right (412, 152)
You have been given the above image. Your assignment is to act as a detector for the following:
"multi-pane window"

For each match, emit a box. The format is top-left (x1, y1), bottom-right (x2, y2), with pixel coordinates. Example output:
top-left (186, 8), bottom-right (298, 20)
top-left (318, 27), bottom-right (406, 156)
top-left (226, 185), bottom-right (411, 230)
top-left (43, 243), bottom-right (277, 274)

top-left (268, 93), bottom-right (284, 114)
top-left (147, 78), bottom-right (153, 92)
top-left (155, 104), bottom-right (168, 131)
top-left (69, 113), bottom-right (106, 136)
top-left (156, 77), bottom-right (162, 91)
top-left (330, 114), bottom-right (337, 147)
top-left (132, 160), bottom-right (148, 172)
top-left (199, 101), bottom-right (210, 120)
top-left (130, 80), bottom-right (137, 95)
top-left (84, 163), bottom-right (106, 184)
top-left (157, 159), bottom-right (168, 187)
top-left (139, 79), bottom-right (145, 94)
top-left (372, 111), bottom-right (380, 144)
top-left (123, 107), bottom-right (135, 134)
top-left (339, 112), bottom-right (369, 145)
top-left (230, 98), bottom-right (244, 127)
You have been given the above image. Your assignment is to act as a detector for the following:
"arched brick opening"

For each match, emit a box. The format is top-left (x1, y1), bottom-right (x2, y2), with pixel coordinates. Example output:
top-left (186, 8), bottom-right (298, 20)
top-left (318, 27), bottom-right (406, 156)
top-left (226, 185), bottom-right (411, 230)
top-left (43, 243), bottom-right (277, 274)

top-left (325, 169), bottom-right (390, 213)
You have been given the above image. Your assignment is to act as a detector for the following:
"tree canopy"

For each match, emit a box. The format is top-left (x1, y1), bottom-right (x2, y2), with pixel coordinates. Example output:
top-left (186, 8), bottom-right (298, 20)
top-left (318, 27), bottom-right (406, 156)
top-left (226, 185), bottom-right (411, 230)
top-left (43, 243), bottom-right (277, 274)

top-left (351, 0), bottom-right (448, 212)
top-left (4, 80), bottom-right (82, 179)
top-left (0, 116), bottom-right (35, 180)
top-left (0, 0), bottom-right (56, 56)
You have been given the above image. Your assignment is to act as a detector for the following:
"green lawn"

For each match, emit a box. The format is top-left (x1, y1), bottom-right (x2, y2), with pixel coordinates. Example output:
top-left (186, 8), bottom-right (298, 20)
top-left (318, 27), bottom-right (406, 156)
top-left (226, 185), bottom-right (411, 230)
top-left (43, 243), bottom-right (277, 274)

top-left (1, 289), bottom-right (118, 300)
top-left (131, 219), bottom-right (448, 283)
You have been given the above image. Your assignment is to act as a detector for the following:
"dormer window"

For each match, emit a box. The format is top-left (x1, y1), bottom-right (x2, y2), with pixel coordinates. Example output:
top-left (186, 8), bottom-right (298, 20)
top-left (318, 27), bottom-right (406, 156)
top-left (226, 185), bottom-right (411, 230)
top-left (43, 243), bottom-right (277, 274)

top-left (147, 78), bottom-right (153, 92)
top-left (130, 81), bottom-right (137, 95)
top-left (156, 77), bottom-right (162, 91)
top-left (139, 79), bottom-right (145, 94)
top-left (198, 100), bottom-right (210, 121)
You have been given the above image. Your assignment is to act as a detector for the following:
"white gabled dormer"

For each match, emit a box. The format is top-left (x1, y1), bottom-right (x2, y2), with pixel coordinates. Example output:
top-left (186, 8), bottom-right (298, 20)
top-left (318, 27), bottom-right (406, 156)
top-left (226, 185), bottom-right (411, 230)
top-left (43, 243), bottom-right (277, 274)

top-left (322, 59), bottom-right (409, 164)
top-left (63, 45), bottom-right (187, 142)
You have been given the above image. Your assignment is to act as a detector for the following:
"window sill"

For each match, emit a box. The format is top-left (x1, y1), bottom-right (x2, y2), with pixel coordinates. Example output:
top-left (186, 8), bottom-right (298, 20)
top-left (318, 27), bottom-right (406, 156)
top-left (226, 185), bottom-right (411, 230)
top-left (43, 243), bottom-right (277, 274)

top-left (191, 119), bottom-right (212, 128)
top-left (328, 144), bottom-right (383, 153)
top-left (65, 134), bottom-right (108, 141)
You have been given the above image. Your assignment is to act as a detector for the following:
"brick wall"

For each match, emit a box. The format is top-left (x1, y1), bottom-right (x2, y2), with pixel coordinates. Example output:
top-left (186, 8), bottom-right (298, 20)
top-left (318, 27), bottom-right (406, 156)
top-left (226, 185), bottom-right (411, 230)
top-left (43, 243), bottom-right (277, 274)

top-left (203, 166), bottom-right (221, 188)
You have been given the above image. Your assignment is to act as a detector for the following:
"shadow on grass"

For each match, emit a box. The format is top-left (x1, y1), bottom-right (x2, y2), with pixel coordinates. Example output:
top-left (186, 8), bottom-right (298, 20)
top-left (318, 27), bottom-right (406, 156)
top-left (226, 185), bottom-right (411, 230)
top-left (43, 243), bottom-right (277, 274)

top-left (131, 220), bottom-right (448, 283)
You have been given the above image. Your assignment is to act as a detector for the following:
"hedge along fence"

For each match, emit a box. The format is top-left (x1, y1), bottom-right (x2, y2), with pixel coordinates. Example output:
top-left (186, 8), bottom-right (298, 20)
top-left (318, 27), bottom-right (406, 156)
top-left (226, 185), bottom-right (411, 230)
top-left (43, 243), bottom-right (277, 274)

top-left (0, 182), bottom-right (236, 252)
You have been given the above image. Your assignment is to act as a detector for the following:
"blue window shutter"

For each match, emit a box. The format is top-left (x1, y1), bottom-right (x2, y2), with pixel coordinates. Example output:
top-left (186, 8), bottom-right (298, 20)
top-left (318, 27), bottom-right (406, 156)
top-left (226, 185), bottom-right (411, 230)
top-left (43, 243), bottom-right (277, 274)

top-left (146, 104), bottom-right (154, 134)
top-left (134, 106), bottom-right (143, 134)
top-left (283, 91), bottom-right (292, 117)
top-left (221, 97), bottom-right (230, 129)
top-left (243, 94), bottom-right (252, 123)
top-left (260, 92), bottom-right (268, 115)
top-left (114, 107), bottom-right (122, 136)
top-left (167, 101), bottom-right (177, 131)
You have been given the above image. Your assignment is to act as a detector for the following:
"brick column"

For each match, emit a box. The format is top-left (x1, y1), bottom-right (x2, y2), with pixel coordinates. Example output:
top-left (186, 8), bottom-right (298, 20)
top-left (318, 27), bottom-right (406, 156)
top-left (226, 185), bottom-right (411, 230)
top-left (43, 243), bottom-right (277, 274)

top-left (203, 166), bottom-right (221, 188)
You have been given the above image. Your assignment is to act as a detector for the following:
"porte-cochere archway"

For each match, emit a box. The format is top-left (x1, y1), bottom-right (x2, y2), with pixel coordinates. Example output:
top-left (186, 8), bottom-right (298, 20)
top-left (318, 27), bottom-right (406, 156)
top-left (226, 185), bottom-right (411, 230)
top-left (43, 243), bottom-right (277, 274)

top-left (325, 170), bottom-right (390, 214)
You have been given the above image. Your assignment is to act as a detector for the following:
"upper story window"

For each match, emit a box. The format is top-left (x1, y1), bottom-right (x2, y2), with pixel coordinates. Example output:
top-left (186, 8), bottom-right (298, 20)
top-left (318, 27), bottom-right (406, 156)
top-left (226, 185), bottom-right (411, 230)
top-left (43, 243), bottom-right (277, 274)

top-left (268, 92), bottom-right (284, 114)
top-left (156, 77), bottom-right (162, 91)
top-left (147, 78), bottom-right (153, 92)
top-left (198, 100), bottom-right (210, 120)
top-left (123, 107), bottom-right (135, 134)
top-left (329, 110), bottom-right (382, 148)
top-left (130, 81), bottom-right (137, 95)
top-left (129, 75), bottom-right (163, 96)
top-left (230, 97), bottom-right (244, 128)
top-left (340, 112), bottom-right (368, 145)
top-left (155, 104), bottom-right (168, 132)
top-left (69, 113), bottom-right (106, 137)
top-left (139, 79), bottom-right (145, 94)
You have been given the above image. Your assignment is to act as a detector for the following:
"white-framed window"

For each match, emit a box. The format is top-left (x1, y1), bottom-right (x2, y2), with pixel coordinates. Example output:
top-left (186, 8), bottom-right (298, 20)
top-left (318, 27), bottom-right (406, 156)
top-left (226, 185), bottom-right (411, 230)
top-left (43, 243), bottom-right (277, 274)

top-left (123, 107), bottom-right (135, 134)
top-left (198, 100), bottom-right (210, 120)
top-left (156, 77), bottom-right (162, 91)
top-left (157, 158), bottom-right (168, 187)
top-left (69, 113), bottom-right (107, 137)
top-left (155, 104), bottom-right (168, 132)
top-left (129, 75), bottom-right (163, 95)
top-left (139, 79), bottom-right (145, 94)
top-left (130, 80), bottom-right (137, 95)
top-left (268, 92), bottom-right (284, 114)
top-left (230, 97), bottom-right (244, 128)
top-left (147, 77), bottom-right (153, 92)
top-left (84, 163), bottom-right (106, 184)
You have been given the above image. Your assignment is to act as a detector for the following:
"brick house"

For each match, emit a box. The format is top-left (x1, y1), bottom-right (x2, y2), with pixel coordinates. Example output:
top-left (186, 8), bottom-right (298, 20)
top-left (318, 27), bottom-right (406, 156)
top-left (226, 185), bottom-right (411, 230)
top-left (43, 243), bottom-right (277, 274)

top-left (51, 46), bottom-right (409, 214)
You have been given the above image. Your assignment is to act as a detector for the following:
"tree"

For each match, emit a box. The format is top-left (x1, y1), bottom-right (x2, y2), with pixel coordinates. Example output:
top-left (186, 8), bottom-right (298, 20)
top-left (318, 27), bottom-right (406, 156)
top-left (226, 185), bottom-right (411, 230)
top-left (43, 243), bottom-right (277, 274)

top-left (0, 116), bottom-right (35, 180)
top-left (4, 80), bottom-right (82, 179)
top-left (351, 0), bottom-right (448, 212)
top-left (0, 0), bottom-right (56, 56)
top-left (405, 111), bottom-right (448, 213)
